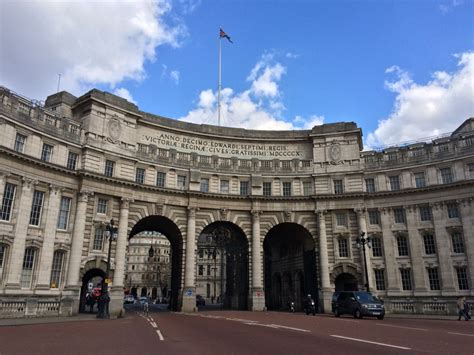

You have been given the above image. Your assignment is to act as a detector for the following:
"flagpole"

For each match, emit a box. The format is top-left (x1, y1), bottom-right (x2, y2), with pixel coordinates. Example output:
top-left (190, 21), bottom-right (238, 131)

top-left (218, 34), bottom-right (222, 126)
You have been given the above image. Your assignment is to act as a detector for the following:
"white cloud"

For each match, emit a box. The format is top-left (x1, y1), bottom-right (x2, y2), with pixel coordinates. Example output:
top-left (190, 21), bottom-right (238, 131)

top-left (179, 0), bottom-right (201, 14)
top-left (170, 70), bottom-right (180, 85)
top-left (366, 52), bottom-right (474, 148)
top-left (179, 54), bottom-right (323, 130)
top-left (439, 0), bottom-right (463, 14)
top-left (113, 88), bottom-right (137, 104)
top-left (0, 0), bottom-right (185, 100)
top-left (286, 52), bottom-right (300, 59)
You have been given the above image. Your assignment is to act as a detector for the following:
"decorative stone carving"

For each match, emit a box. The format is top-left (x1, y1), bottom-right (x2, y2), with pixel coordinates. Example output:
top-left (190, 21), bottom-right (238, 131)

top-left (21, 177), bottom-right (38, 189)
top-left (121, 197), bottom-right (133, 210)
top-left (220, 208), bottom-right (229, 221)
top-left (108, 118), bottom-right (122, 141)
top-left (328, 142), bottom-right (343, 165)
top-left (78, 190), bottom-right (93, 202)
top-left (284, 210), bottom-right (292, 222)
top-left (154, 203), bottom-right (163, 215)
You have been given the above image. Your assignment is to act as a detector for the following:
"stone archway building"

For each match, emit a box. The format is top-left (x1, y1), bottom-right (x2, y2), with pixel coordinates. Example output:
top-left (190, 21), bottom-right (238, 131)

top-left (0, 86), bottom-right (473, 317)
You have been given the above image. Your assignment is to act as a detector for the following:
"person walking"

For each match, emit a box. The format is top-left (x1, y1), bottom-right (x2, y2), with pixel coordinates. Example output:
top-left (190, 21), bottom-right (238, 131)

top-left (143, 298), bottom-right (149, 317)
top-left (457, 296), bottom-right (470, 321)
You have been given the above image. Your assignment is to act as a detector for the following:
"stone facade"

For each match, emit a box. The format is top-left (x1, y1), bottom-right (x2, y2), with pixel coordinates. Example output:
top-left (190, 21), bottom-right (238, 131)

top-left (0, 85), bottom-right (472, 318)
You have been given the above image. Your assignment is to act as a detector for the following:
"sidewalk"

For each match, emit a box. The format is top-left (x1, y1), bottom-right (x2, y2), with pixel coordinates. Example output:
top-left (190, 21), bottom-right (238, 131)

top-left (0, 313), bottom-right (106, 327)
top-left (385, 313), bottom-right (461, 321)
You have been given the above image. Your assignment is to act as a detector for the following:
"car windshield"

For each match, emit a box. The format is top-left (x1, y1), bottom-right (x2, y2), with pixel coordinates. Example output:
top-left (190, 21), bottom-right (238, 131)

top-left (355, 293), bottom-right (379, 303)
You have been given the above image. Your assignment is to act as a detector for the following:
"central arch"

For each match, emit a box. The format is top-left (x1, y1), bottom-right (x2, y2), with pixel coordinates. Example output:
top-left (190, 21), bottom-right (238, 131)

top-left (129, 215), bottom-right (183, 311)
top-left (197, 222), bottom-right (249, 310)
top-left (264, 223), bottom-right (318, 311)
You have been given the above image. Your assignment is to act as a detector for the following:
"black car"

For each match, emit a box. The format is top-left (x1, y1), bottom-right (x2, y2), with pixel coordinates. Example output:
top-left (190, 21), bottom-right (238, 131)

top-left (196, 295), bottom-right (205, 307)
top-left (332, 291), bottom-right (385, 320)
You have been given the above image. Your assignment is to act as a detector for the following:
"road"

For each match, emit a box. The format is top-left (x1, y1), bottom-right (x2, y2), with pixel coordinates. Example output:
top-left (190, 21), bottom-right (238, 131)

top-left (1, 305), bottom-right (473, 354)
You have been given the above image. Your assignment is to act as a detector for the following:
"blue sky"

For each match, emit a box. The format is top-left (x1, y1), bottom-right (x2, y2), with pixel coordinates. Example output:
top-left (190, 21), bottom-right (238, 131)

top-left (1, 0), bottom-right (473, 148)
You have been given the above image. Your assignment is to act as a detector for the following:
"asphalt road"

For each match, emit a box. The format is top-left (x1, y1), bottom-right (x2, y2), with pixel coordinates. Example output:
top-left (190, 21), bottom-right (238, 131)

top-left (1, 306), bottom-right (473, 355)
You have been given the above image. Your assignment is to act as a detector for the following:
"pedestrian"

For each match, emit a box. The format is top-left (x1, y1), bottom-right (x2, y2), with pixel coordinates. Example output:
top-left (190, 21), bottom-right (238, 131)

top-left (143, 299), bottom-right (149, 316)
top-left (457, 296), bottom-right (470, 321)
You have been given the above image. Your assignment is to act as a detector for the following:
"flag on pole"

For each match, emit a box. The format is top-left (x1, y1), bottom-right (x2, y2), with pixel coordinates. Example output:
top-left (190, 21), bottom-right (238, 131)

top-left (219, 28), bottom-right (233, 43)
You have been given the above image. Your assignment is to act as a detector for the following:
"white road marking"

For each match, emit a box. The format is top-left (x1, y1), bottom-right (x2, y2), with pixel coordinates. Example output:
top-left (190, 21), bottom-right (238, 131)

top-left (156, 330), bottom-right (164, 341)
top-left (376, 323), bottom-right (427, 331)
top-left (245, 322), bottom-right (310, 332)
top-left (245, 323), bottom-right (279, 329)
top-left (330, 335), bottom-right (411, 350)
top-left (150, 322), bottom-right (157, 328)
top-left (448, 332), bottom-right (474, 337)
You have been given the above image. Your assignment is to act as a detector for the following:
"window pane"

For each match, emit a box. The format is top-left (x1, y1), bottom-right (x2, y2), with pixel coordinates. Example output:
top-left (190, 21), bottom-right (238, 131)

top-left (67, 152), bottom-right (78, 170)
top-left (447, 203), bottom-right (459, 219)
top-left (334, 180), bottom-right (343, 194)
top-left (104, 160), bottom-right (115, 177)
top-left (397, 236), bottom-right (409, 256)
top-left (93, 228), bottom-right (104, 251)
top-left (50, 251), bottom-right (65, 288)
top-left (156, 172), bottom-right (166, 187)
top-left (393, 207), bottom-right (406, 224)
top-left (0, 183), bottom-right (16, 221)
top-left (338, 239), bottom-right (348, 257)
top-left (400, 269), bottom-right (412, 290)
top-left (41, 144), bottom-right (53, 162)
top-left (135, 168), bottom-right (145, 184)
top-left (365, 178), bottom-right (375, 193)
top-left (456, 267), bottom-right (469, 290)
top-left (263, 182), bottom-right (271, 196)
top-left (220, 180), bottom-right (229, 193)
top-left (374, 269), bottom-right (385, 290)
top-left (14, 133), bottom-right (26, 153)
top-left (283, 182), bottom-right (291, 196)
top-left (57, 196), bottom-right (71, 229)
top-left (414, 172), bottom-right (426, 188)
top-left (451, 232), bottom-right (465, 254)
top-left (97, 199), bottom-right (108, 214)
top-left (423, 234), bottom-right (436, 255)
top-left (372, 237), bottom-right (383, 257)
top-left (389, 176), bottom-right (400, 191)
top-left (427, 268), bottom-right (440, 290)
top-left (200, 178), bottom-right (209, 193)
top-left (240, 181), bottom-right (249, 196)
top-left (20, 248), bottom-right (36, 288)
top-left (29, 190), bottom-right (45, 225)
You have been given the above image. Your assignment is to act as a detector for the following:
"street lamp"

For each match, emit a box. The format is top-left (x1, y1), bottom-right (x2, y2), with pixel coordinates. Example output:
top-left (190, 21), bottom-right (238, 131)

top-left (356, 232), bottom-right (371, 292)
top-left (97, 219), bottom-right (118, 319)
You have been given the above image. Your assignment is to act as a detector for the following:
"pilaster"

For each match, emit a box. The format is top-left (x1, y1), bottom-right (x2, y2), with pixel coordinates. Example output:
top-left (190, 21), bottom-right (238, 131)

top-left (182, 206), bottom-right (197, 312)
top-left (36, 184), bottom-right (62, 289)
top-left (379, 207), bottom-right (399, 294)
top-left (316, 209), bottom-right (331, 313)
top-left (355, 208), bottom-right (374, 292)
top-left (459, 198), bottom-right (474, 292)
top-left (405, 205), bottom-right (427, 293)
top-left (250, 209), bottom-right (265, 311)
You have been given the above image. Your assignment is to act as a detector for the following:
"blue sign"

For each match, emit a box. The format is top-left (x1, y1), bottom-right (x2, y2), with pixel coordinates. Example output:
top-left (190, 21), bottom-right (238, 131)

top-left (185, 289), bottom-right (193, 297)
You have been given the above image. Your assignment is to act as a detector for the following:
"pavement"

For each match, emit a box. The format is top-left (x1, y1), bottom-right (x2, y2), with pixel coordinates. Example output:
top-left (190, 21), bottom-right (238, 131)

top-left (0, 309), bottom-right (460, 327)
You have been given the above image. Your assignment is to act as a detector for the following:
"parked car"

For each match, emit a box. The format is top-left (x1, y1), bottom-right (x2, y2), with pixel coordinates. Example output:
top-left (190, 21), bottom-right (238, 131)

top-left (196, 295), bottom-right (205, 307)
top-left (124, 295), bottom-right (135, 304)
top-left (332, 291), bottom-right (385, 320)
top-left (139, 297), bottom-right (149, 305)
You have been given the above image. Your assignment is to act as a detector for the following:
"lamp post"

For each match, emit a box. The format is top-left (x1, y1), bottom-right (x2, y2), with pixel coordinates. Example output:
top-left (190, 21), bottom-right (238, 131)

top-left (97, 219), bottom-right (118, 319)
top-left (356, 232), bottom-right (371, 292)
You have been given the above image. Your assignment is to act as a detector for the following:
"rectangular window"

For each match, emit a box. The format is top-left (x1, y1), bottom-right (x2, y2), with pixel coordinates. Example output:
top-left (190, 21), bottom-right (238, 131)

top-left (389, 176), bottom-right (401, 191)
top-left (104, 160), bottom-right (115, 177)
top-left (0, 245), bottom-right (5, 282)
top-left (393, 207), bottom-right (406, 224)
top-left (220, 180), bottom-right (229, 194)
top-left (135, 168), bottom-right (145, 184)
top-left (438, 143), bottom-right (449, 152)
top-left (368, 209), bottom-right (380, 225)
top-left (263, 182), bottom-right (272, 196)
top-left (419, 205), bottom-right (432, 221)
top-left (374, 269), bottom-right (386, 291)
top-left (333, 180), bottom-right (344, 194)
top-left (400, 269), bottom-right (412, 291)
top-left (177, 175), bottom-right (187, 189)
top-left (456, 267), bottom-right (469, 290)
top-left (207, 265), bottom-right (211, 276)
top-left (92, 227), bottom-right (104, 251)
top-left (97, 198), bottom-right (108, 214)
top-left (14, 133), bottom-right (26, 153)
top-left (198, 265), bottom-right (203, 276)
top-left (41, 143), bottom-right (53, 162)
top-left (282, 182), bottom-right (291, 197)
top-left (29, 190), bottom-right (44, 226)
top-left (371, 237), bottom-right (383, 257)
top-left (156, 172), bottom-right (166, 188)
top-left (365, 178), bottom-right (375, 193)
top-left (0, 183), bottom-right (16, 221)
top-left (423, 234), bottom-right (436, 255)
top-left (451, 232), bottom-right (465, 254)
top-left (20, 248), bottom-right (36, 288)
top-left (57, 196), bottom-right (71, 230)
top-left (447, 202), bottom-right (460, 218)
top-left (335, 212), bottom-right (347, 226)
top-left (200, 178), bottom-right (209, 193)
top-left (50, 251), bottom-right (65, 288)
top-left (303, 181), bottom-right (312, 195)
top-left (338, 238), bottom-right (349, 258)
top-left (397, 236), bottom-right (409, 256)
top-left (387, 151), bottom-right (397, 161)
top-left (240, 181), bottom-right (249, 196)
top-left (414, 172), bottom-right (426, 188)
top-left (427, 268), bottom-right (440, 290)
top-left (67, 152), bottom-right (78, 170)
top-left (440, 167), bottom-right (453, 184)
top-left (469, 163), bottom-right (474, 173)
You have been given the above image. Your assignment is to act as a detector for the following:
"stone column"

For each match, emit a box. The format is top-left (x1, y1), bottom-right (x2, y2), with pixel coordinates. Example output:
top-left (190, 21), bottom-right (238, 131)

top-left (379, 208), bottom-right (399, 294)
top-left (65, 191), bottom-right (92, 288)
top-left (431, 202), bottom-right (456, 294)
top-left (317, 209), bottom-right (331, 312)
top-left (182, 207), bottom-right (197, 312)
top-left (109, 197), bottom-right (132, 318)
top-left (459, 198), bottom-right (474, 291)
top-left (355, 208), bottom-right (374, 292)
top-left (5, 177), bottom-right (37, 288)
top-left (36, 184), bottom-right (62, 289)
top-left (250, 210), bottom-right (265, 311)
top-left (405, 205), bottom-right (427, 293)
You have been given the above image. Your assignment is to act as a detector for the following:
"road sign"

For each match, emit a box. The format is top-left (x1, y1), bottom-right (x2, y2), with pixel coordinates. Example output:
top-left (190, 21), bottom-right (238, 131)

top-left (105, 278), bottom-right (111, 284)
top-left (185, 289), bottom-right (193, 297)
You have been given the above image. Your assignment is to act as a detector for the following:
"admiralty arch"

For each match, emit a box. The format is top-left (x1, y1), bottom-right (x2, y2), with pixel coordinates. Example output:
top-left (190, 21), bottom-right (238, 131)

top-left (0, 86), bottom-right (472, 318)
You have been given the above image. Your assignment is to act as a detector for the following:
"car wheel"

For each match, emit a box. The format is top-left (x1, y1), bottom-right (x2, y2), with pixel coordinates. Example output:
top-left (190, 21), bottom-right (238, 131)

top-left (354, 309), bottom-right (362, 319)
top-left (377, 315), bottom-right (384, 320)
top-left (334, 309), bottom-right (340, 317)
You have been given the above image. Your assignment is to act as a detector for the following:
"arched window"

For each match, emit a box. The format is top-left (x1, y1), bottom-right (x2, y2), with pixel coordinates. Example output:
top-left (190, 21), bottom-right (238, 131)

top-left (50, 250), bottom-right (66, 288)
top-left (20, 248), bottom-right (37, 288)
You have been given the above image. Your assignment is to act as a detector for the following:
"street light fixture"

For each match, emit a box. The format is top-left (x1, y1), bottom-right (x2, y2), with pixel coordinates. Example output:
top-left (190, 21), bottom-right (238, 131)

top-left (97, 219), bottom-right (118, 319)
top-left (356, 232), bottom-right (371, 292)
